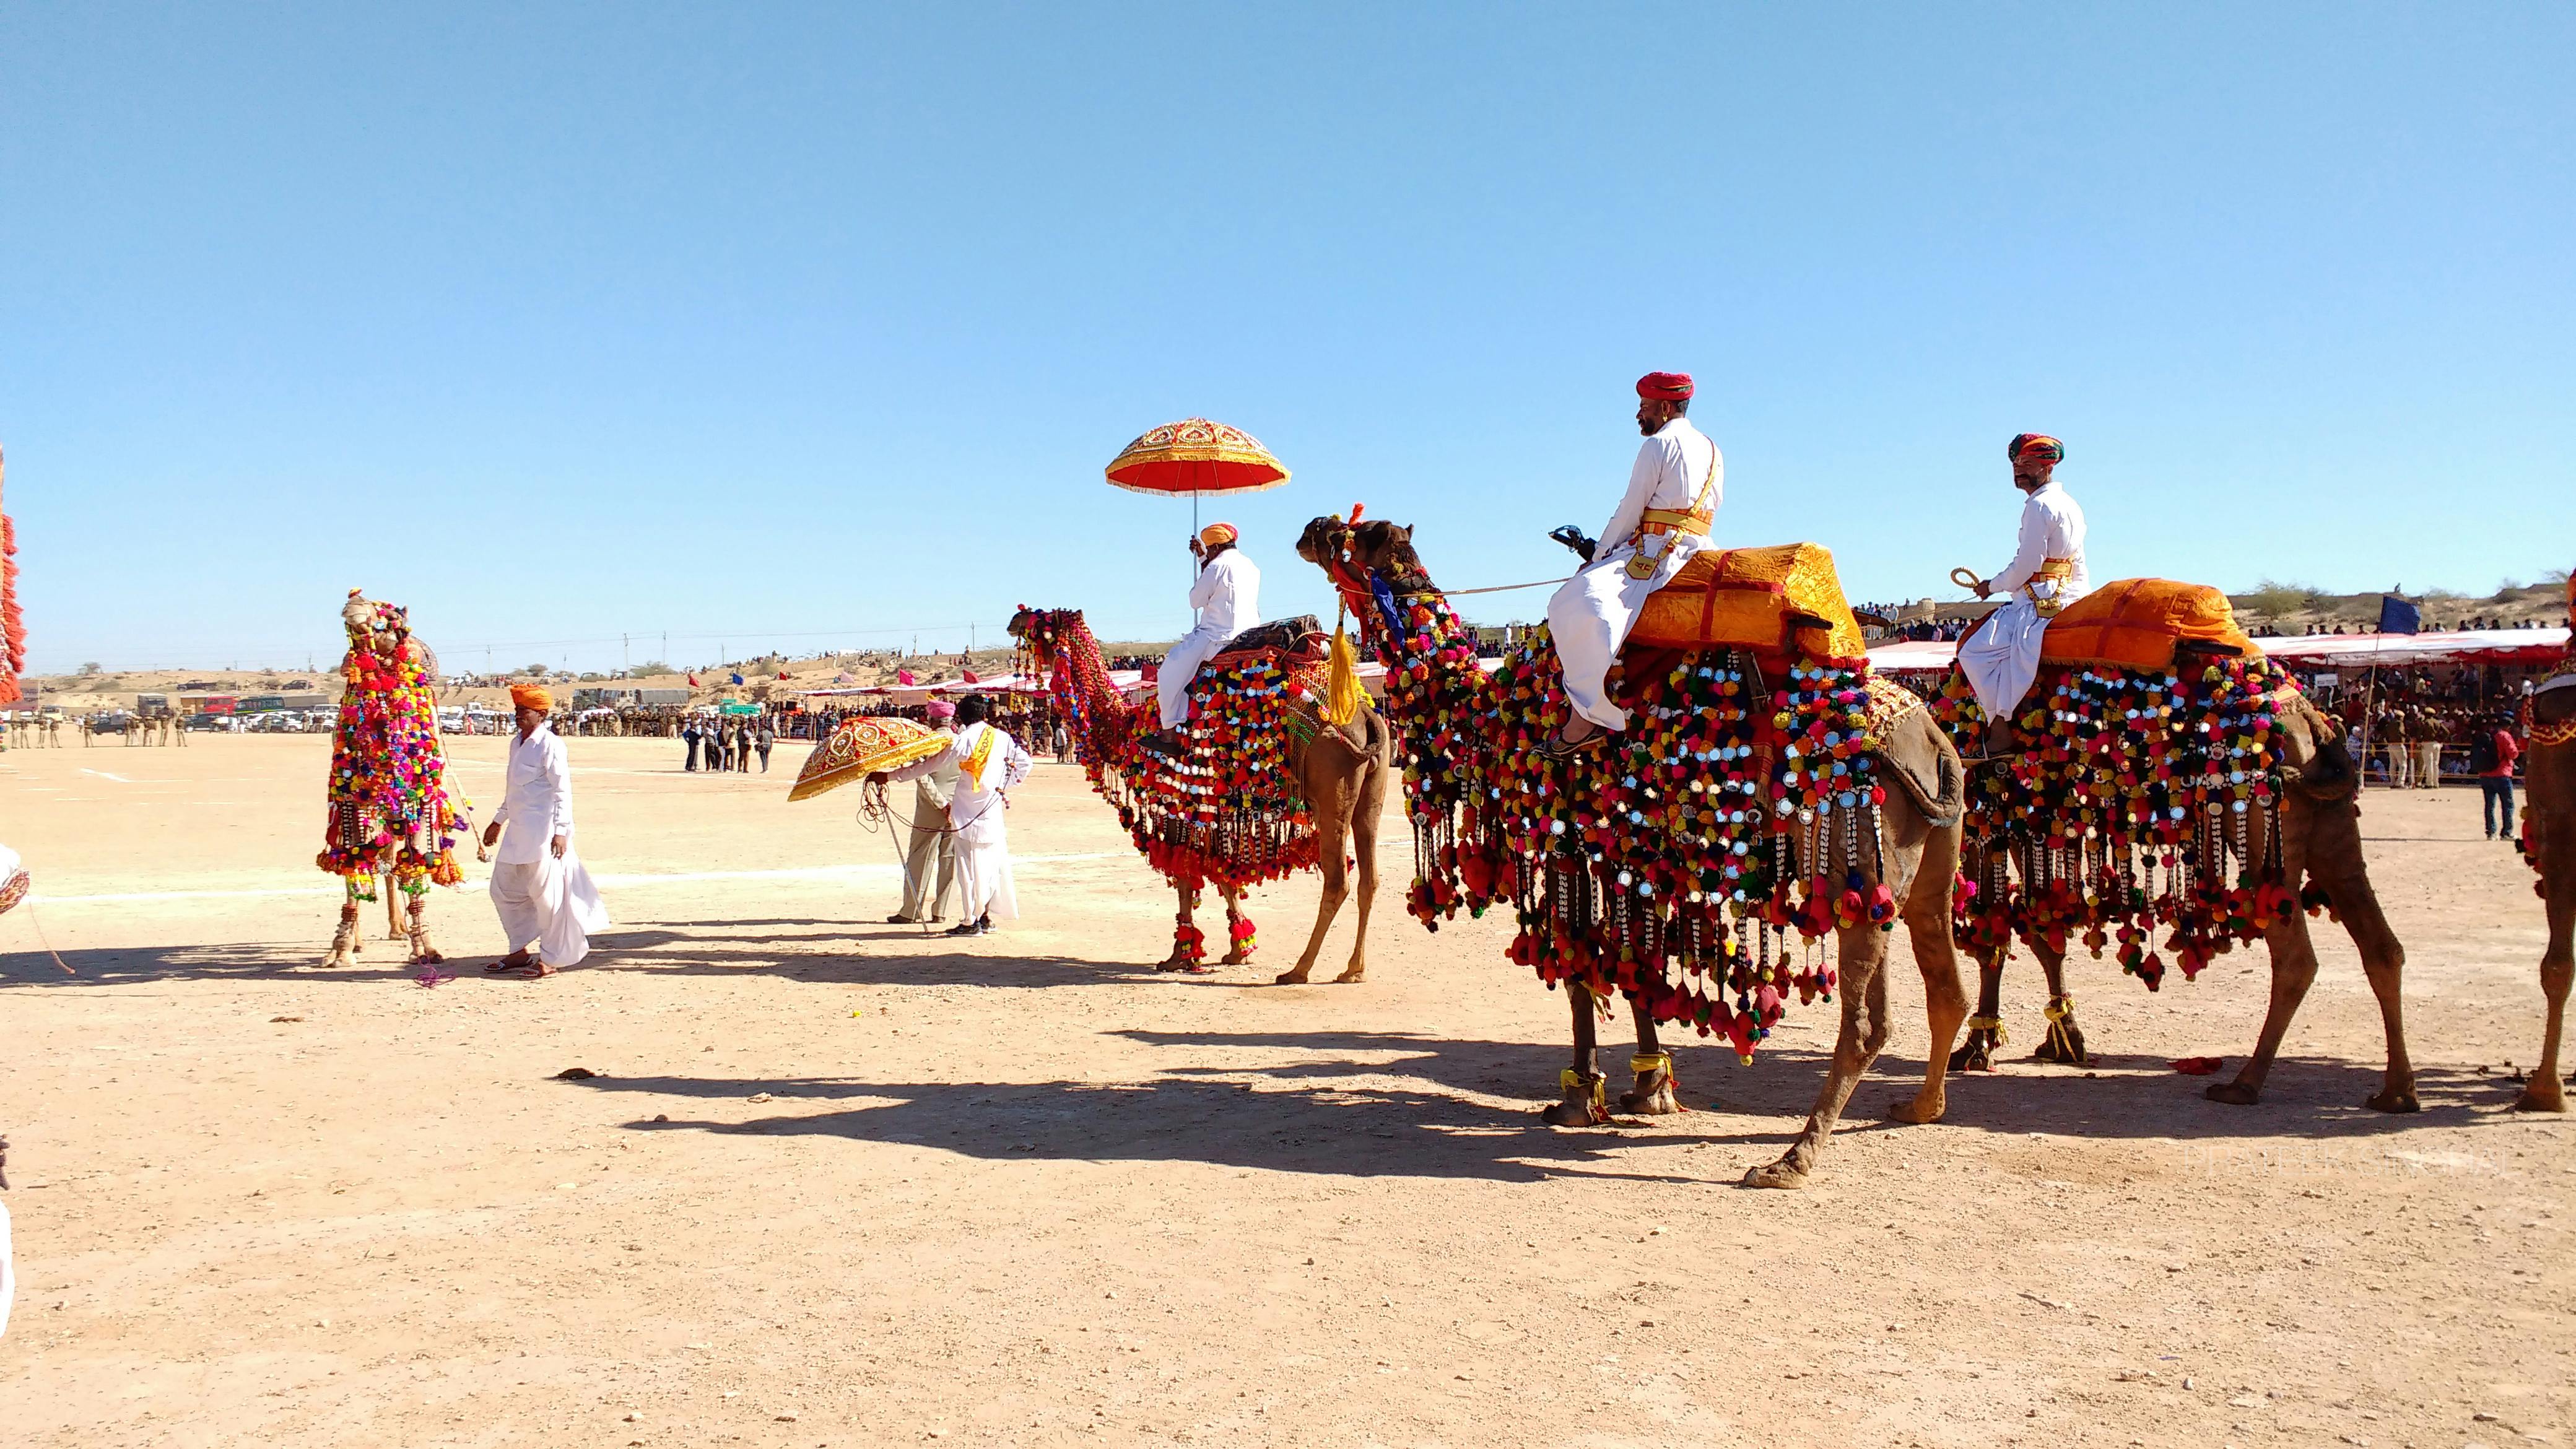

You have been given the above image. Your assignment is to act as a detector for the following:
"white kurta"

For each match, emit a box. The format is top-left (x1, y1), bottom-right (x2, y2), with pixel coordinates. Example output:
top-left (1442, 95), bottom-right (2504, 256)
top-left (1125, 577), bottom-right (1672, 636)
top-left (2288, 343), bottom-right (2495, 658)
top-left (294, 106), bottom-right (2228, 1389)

top-left (1957, 481), bottom-right (2090, 718)
top-left (489, 724), bottom-right (609, 965)
top-left (1157, 548), bottom-right (1263, 729)
top-left (889, 720), bottom-right (1033, 923)
top-left (1546, 417), bottom-right (1723, 730)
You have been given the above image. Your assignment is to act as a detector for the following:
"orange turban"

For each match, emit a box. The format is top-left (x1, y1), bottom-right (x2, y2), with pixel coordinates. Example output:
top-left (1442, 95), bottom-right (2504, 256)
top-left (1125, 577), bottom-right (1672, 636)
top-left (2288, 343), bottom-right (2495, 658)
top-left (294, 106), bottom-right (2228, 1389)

top-left (1199, 522), bottom-right (1238, 549)
top-left (510, 684), bottom-right (554, 713)
top-left (2009, 433), bottom-right (2065, 465)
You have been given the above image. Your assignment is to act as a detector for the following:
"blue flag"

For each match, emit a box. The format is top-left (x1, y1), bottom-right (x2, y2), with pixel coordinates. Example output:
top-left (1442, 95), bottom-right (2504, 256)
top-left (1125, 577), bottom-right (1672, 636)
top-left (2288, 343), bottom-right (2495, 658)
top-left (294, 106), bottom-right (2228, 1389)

top-left (2376, 596), bottom-right (2420, 635)
top-left (729, 670), bottom-right (746, 684)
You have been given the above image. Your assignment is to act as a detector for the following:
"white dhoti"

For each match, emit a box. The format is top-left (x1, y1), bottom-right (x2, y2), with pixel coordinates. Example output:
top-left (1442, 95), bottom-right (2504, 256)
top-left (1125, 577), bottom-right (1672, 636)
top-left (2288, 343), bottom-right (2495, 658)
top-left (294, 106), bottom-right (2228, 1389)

top-left (952, 805), bottom-right (1019, 922)
top-left (1957, 597), bottom-right (2052, 719)
top-left (1156, 625), bottom-right (1233, 730)
top-left (1546, 539), bottom-right (1708, 731)
top-left (490, 847), bottom-right (609, 967)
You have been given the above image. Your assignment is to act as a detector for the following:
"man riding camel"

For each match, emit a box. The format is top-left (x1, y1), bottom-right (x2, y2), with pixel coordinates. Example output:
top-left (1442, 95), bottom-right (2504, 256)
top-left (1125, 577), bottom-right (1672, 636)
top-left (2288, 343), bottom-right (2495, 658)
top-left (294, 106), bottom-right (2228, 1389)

top-left (1546, 370), bottom-right (1723, 754)
top-left (1956, 433), bottom-right (2088, 752)
top-left (1144, 522), bottom-right (1261, 755)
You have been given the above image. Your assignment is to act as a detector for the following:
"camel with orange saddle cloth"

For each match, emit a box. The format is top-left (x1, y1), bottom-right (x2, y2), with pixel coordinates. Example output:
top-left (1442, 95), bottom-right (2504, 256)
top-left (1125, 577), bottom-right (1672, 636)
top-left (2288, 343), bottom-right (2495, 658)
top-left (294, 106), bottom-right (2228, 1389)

top-left (1933, 572), bottom-right (2419, 1116)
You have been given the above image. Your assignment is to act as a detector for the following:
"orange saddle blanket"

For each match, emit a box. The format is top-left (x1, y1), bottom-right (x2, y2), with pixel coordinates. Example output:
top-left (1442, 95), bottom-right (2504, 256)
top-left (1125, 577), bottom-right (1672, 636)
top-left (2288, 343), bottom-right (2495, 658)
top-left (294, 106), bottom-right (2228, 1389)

top-left (2038, 578), bottom-right (2259, 671)
top-left (1623, 542), bottom-right (1869, 663)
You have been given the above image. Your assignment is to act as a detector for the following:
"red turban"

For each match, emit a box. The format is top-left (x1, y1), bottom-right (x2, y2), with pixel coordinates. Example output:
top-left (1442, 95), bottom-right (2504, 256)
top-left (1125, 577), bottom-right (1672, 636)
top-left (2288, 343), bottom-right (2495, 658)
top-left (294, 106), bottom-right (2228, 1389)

top-left (2008, 433), bottom-right (2065, 465)
top-left (509, 683), bottom-right (554, 713)
top-left (1635, 372), bottom-right (1694, 402)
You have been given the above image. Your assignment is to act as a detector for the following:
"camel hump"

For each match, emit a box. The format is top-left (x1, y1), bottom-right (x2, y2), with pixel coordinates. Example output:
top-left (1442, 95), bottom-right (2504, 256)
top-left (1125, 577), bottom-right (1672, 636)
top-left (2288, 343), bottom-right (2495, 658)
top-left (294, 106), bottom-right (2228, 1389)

top-left (2040, 578), bottom-right (2257, 672)
top-left (1623, 542), bottom-right (1868, 663)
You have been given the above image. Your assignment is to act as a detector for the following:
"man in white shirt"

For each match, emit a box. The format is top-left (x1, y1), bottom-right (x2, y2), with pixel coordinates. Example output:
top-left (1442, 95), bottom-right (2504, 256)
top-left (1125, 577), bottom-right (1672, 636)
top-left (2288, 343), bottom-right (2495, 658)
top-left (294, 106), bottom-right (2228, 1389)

top-left (481, 684), bottom-right (608, 977)
top-left (1545, 371), bottom-right (1723, 752)
top-left (878, 694), bottom-right (1033, 937)
top-left (1957, 433), bottom-right (2089, 744)
top-left (1148, 522), bottom-right (1261, 751)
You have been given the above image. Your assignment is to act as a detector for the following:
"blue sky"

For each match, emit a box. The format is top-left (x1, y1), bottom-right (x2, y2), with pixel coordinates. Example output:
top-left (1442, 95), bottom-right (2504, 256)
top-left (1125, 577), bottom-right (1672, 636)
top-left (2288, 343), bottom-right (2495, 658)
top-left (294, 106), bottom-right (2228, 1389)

top-left (4, 3), bottom-right (2569, 674)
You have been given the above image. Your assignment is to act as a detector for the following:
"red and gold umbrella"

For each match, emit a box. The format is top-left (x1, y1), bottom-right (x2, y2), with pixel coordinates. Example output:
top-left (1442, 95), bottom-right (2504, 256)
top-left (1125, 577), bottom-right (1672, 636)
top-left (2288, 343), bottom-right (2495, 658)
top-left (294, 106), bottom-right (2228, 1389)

top-left (1105, 417), bottom-right (1289, 573)
top-left (786, 715), bottom-right (953, 803)
top-left (1104, 417), bottom-right (1290, 498)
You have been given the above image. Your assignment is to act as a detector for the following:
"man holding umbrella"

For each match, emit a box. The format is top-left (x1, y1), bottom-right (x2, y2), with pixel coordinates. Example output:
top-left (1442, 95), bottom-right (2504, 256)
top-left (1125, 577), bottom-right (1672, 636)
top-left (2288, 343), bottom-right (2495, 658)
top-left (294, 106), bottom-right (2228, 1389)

top-left (1145, 523), bottom-right (1261, 754)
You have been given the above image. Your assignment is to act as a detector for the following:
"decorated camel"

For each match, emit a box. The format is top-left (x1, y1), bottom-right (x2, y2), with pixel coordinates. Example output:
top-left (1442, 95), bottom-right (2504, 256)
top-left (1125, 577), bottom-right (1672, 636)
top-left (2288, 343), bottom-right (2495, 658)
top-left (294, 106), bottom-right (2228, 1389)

top-left (1007, 607), bottom-right (1390, 980)
top-left (1931, 578), bottom-right (2419, 1112)
top-left (318, 590), bottom-right (479, 967)
top-left (2510, 578), bottom-right (2575, 1112)
top-left (1300, 515), bottom-right (1970, 1188)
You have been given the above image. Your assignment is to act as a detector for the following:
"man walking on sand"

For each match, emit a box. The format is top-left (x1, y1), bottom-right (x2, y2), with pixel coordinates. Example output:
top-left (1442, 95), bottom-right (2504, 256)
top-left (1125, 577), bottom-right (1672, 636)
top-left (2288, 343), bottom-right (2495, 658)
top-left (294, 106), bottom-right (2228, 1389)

top-left (482, 684), bottom-right (609, 978)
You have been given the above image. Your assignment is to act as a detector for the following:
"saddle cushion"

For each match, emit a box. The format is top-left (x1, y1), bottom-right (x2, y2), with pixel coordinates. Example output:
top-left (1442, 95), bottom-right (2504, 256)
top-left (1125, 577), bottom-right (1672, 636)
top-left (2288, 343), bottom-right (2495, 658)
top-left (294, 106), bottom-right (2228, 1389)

top-left (1213, 615), bottom-right (1325, 664)
top-left (1624, 543), bottom-right (1868, 663)
top-left (2039, 578), bottom-right (2258, 672)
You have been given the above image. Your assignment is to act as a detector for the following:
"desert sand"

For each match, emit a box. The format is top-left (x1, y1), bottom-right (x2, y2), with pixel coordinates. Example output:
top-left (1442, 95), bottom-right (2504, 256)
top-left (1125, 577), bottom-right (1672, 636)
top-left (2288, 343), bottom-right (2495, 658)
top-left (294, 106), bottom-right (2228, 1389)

top-left (1, 731), bottom-right (2568, 1447)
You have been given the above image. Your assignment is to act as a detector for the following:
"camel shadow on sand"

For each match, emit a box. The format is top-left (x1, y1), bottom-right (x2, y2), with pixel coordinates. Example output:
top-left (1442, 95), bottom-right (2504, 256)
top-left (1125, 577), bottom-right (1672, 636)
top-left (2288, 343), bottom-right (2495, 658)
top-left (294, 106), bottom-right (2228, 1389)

top-left (557, 1022), bottom-right (2538, 1186)
top-left (568, 1066), bottom-right (1721, 1185)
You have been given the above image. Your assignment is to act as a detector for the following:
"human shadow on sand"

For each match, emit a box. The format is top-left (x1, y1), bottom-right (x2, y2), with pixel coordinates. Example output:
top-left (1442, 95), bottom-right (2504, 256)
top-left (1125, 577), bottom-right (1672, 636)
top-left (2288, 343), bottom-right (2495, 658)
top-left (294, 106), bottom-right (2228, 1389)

top-left (0, 938), bottom-right (422, 986)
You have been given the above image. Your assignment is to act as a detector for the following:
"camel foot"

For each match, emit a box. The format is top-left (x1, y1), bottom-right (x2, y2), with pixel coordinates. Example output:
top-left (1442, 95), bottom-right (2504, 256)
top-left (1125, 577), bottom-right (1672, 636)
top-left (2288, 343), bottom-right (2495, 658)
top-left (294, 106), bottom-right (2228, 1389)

top-left (1154, 953), bottom-right (1198, 973)
top-left (1272, 965), bottom-right (1315, 985)
top-left (2204, 1081), bottom-right (2262, 1106)
top-left (1541, 1075), bottom-right (1609, 1128)
top-left (1889, 1092), bottom-right (1946, 1125)
top-left (1618, 1075), bottom-right (1681, 1115)
top-left (1221, 949), bottom-right (1252, 967)
top-left (409, 942), bottom-right (445, 967)
top-left (2364, 1087), bottom-right (2421, 1113)
top-left (1741, 1154), bottom-right (1812, 1190)
top-left (2030, 1014), bottom-right (2089, 1066)
top-left (1947, 1025), bottom-right (1999, 1073)
top-left (1330, 964), bottom-right (1366, 984)
top-left (2510, 1085), bottom-right (2568, 1113)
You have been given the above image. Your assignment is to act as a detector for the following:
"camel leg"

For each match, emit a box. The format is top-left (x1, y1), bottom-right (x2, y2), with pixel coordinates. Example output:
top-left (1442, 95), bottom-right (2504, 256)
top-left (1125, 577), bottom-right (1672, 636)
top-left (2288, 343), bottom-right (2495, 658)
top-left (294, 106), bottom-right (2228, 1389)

top-left (1277, 825), bottom-right (1347, 985)
top-left (1333, 770), bottom-right (1380, 983)
top-left (1156, 884), bottom-right (1209, 972)
top-left (1894, 823), bottom-right (1969, 1124)
top-left (1541, 983), bottom-right (1609, 1126)
top-left (1218, 884), bottom-right (1255, 966)
top-left (2273, 794), bottom-right (2419, 1112)
top-left (1948, 947), bottom-right (2007, 1072)
top-left (1620, 996), bottom-right (1682, 1115)
top-left (383, 877), bottom-right (408, 941)
top-left (322, 900), bottom-right (362, 968)
top-left (406, 894), bottom-right (443, 965)
top-left (2515, 872), bottom-right (2572, 1113)
top-left (1747, 925), bottom-right (1893, 1188)
top-left (2027, 941), bottom-right (2089, 1065)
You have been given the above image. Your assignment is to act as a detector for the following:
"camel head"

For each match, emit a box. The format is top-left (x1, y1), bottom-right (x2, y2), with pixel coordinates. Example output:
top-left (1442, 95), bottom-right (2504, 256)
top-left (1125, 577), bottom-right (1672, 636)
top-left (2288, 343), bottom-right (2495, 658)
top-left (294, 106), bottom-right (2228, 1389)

top-left (1006, 607), bottom-right (1085, 676)
top-left (1297, 515), bottom-right (1434, 594)
top-left (341, 589), bottom-right (409, 660)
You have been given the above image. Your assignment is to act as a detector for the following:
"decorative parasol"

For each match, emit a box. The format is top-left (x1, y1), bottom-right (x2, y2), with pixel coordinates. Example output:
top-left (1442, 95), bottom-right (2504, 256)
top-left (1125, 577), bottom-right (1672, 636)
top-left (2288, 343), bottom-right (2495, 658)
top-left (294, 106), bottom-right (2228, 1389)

top-left (786, 715), bottom-right (953, 803)
top-left (1103, 417), bottom-right (1290, 579)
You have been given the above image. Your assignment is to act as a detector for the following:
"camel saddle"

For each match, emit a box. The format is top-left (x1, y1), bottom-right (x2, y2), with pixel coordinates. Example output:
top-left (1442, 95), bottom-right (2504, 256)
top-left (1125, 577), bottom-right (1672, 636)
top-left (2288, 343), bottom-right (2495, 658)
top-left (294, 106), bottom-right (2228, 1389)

top-left (1622, 542), bottom-right (1869, 663)
top-left (2037, 578), bottom-right (2258, 672)
top-left (1211, 615), bottom-right (1326, 666)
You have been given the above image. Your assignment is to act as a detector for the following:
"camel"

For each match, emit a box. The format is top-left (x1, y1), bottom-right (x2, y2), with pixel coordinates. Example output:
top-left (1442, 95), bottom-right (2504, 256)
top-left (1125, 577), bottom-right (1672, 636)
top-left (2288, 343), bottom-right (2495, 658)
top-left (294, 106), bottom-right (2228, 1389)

top-left (318, 590), bottom-right (477, 968)
top-left (1300, 516), bottom-right (1971, 1187)
top-left (1007, 607), bottom-right (1390, 982)
top-left (1938, 630), bottom-right (2418, 1115)
top-left (2515, 650), bottom-right (2576, 1112)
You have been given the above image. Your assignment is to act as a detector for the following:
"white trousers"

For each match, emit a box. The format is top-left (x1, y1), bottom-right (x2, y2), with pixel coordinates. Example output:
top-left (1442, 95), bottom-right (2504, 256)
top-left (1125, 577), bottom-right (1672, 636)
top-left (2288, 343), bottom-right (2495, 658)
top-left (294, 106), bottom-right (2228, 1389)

top-left (490, 850), bottom-right (610, 967)
top-left (1156, 625), bottom-right (1234, 730)
top-left (2413, 741), bottom-right (2442, 786)
top-left (1544, 539), bottom-right (1705, 731)
top-left (1957, 599), bottom-right (2050, 719)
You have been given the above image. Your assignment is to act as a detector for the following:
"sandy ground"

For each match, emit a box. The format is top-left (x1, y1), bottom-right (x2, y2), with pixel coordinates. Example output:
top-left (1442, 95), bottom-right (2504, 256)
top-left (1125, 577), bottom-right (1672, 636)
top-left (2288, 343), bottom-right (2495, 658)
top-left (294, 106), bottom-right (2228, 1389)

top-left (1, 732), bottom-right (2569, 1448)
